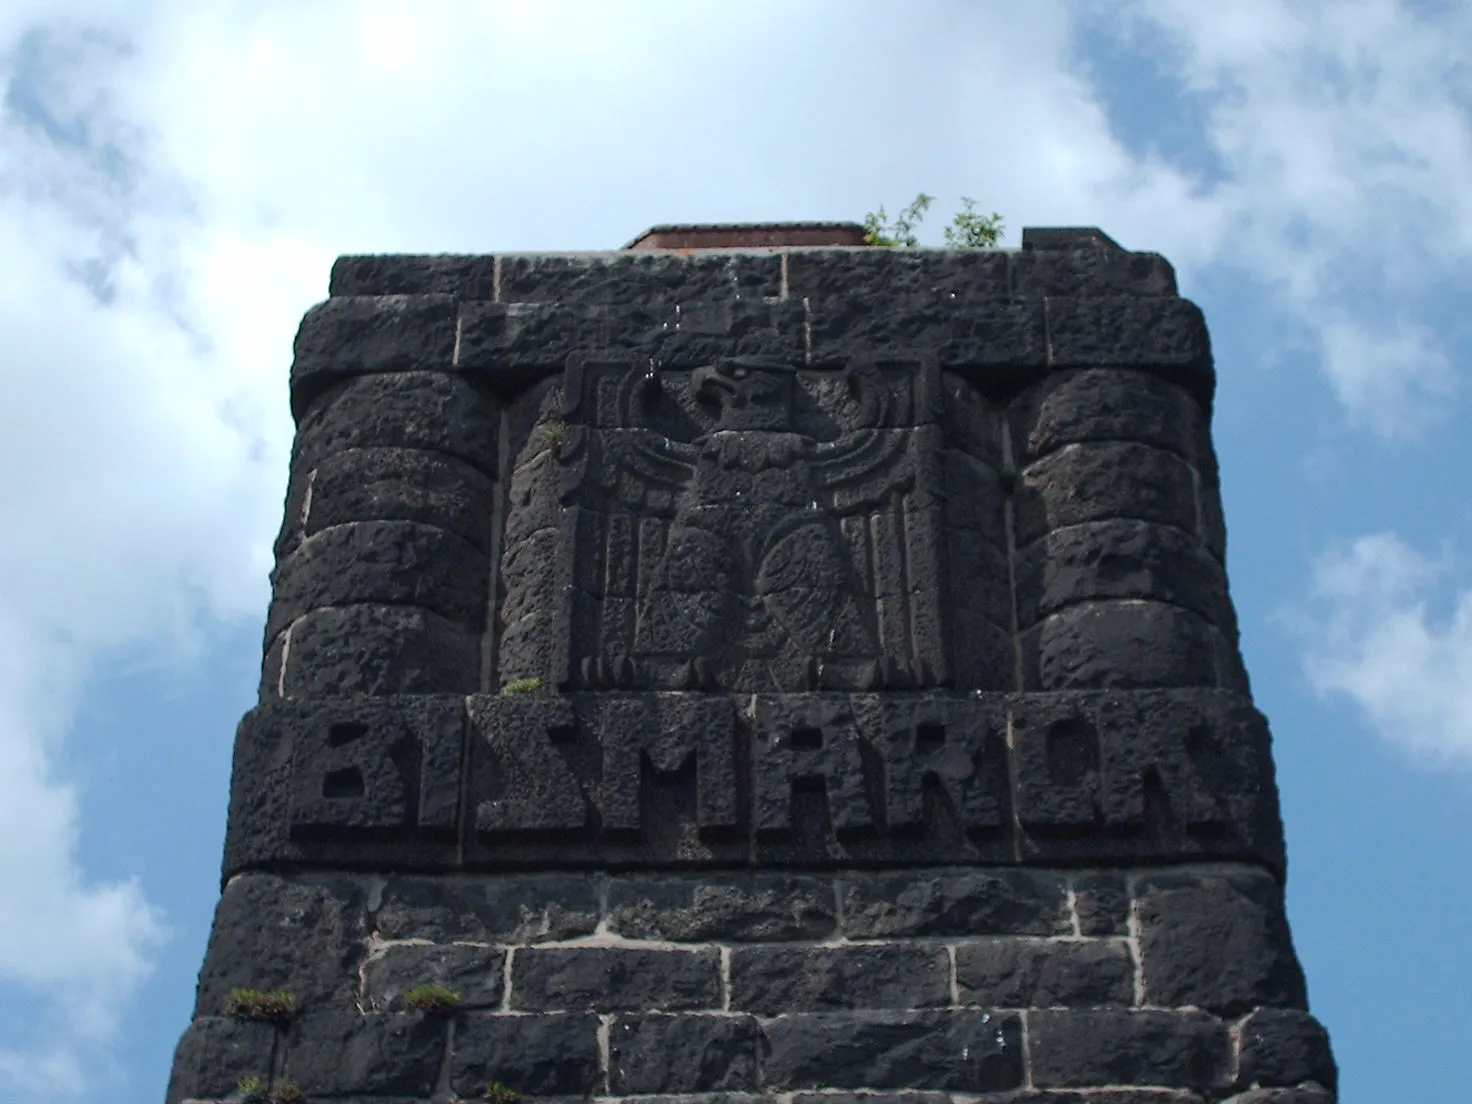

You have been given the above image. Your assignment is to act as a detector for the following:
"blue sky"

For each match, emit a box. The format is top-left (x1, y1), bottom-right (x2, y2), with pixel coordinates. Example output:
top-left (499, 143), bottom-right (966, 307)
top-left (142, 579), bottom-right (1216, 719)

top-left (0, 2), bottom-right (1468, 1102)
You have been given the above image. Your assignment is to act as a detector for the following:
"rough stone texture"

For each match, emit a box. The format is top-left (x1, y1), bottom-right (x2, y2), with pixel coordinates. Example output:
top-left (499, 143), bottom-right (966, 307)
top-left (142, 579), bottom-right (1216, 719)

top-left (168, 232), bottom-right (1333, 1104)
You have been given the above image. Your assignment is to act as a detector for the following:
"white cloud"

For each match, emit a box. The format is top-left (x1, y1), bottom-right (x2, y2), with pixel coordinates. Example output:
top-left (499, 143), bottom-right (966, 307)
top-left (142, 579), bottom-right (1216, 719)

top-left (1301, 533), bottom-right (1472, 765)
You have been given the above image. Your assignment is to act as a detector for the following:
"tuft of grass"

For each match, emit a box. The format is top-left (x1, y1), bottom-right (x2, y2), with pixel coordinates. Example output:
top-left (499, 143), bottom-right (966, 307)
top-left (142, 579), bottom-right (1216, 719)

top-left (237, 1074), bottom-right (265, 1101)
top-left (500, 676), bottom-right (542, 695)
top-left (402, 982), bottom-right (462, 1015)
top-left (484, 1082), bottom-right (521, 1104)
top-left (535, 421), bottom-right (567, 457)
top-left (222, 988), bottom-right (298, 1025)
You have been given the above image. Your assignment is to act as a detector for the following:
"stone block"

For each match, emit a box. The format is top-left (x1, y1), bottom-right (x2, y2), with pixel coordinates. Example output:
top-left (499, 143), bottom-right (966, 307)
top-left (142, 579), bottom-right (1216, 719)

top-left (362, 943), bottom-right (505, 1011)
top-left (305, 446), bottom-right (496, 550)
top-left (166, 1017), bottom-right (277, 1104)
top-left (1008, 691), bottom-right (1286, 872)
top-left (1028, 1009), bottom-right (1230, 1091)
top-left (605, 874), bottom-right (836, 941)
top-left (953, 938), bottom-right (1133, 1006)
top-left (266, 520), bottom-right (488, 642)
top-left (291, 370), bottom-right (499, 474)
top-left (450, 1012), bottom-right (601, 1097)
top-left (222, 697), bottom-right (464, 875)
top-left (809, 298), bottom-right (1047, 369)
top-left (374, 875), bottom-right (599, 943)
top-left (761, 1010), bottom-right (1024, 1092)
top-left (1236, 1009), bottom-right (1337, 1092)
top-left (290, 295), bottom-right (458, 416)
top-left (194, 873), bottom-right (367, 1015)
top-left (840, 869), bottom-right (1072, 938)
top-left (280, 1010), bottom-right (446, 1097)
top-left (330, 254), bottom-right (497, 298)
top-left (500, 251), bottom-right (782, 304)
top-left (1220, 1089), bottom-right (1334, 1104)
top-left (1010, 368), bottom-right (1204, 463)
top-left (1023, 600), bottom-right (1222, 690)
top-left (1012, 441), bottom-right (1198, 548)
top-left (278, 604), bottom-right (481, 697)
top-left (787, 246), bottom-right (1012, 301)
top-left (510, 947), bottom-right (721, 1011)
top-left (1046, 296), bottom-right (1209, 364)
top-left (729, 944), bottom-right (950, 1013)
top-left (608, 1013), bottom-right (760, 1094)
top-left (1010, 242), bottom-right (1178, 297)
top-left (1136, 871), bottom-right (1307, 1015)
top-left (1073, 872), bottom-right (1130, 936)
top-left (1013, 519), bottom-right (1232, 632)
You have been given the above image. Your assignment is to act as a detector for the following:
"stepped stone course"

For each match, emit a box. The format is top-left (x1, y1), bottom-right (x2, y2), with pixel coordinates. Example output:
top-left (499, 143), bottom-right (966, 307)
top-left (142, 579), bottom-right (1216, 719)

top-left (167, 226), bottom-right (1335, 1103)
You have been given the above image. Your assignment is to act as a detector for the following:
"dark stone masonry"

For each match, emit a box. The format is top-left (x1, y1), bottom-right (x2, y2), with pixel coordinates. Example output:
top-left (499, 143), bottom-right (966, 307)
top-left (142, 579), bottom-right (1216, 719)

top-left (167, 224), bottom-right (1336, 1103)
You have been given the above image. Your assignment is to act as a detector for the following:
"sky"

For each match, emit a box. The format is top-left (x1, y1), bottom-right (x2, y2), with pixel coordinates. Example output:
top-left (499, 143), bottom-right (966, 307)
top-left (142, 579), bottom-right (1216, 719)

top-left (0, 1), bottom-right (1468, 1101)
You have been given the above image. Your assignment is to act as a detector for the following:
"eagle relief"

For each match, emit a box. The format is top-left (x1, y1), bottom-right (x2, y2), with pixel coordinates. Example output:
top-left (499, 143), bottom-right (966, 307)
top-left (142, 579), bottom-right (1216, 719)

top-left (498, 356), bottom-right (952, 694)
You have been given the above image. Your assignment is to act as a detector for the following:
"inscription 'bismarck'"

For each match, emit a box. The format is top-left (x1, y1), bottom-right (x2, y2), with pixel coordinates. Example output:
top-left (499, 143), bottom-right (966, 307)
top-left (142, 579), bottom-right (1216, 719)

top-left (223, 690), bottom-right (1285, 875)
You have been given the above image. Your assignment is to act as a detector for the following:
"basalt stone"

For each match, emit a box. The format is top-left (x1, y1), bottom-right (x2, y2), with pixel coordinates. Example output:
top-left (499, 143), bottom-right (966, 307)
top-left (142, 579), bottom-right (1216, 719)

top-left (761, 1010), bottom-right (1024, 1092)
top-left (608, 1014), bottom-right (760, 1094)
top-left (1011, 240), bottom-right (1178, 297)
top-left (729, 944), bottom-right (950, 1013)
top-left (500, 251), bottom-right (783, 305)
top-left (290, 295), bottom-right (458, 417)
top-left (1012, 441), bottom-right (1199, 548)
top-left (789, 1094), bottom-right (955, 1104)
top-left (304, 447), bottom-right (496, 550)
top-left (1012, 368), bottom-right (1205, 462)
top-left (1028, 1009), bottom-right (1230, 1092)
top-left (1136, 871), bottom-right (1307, 1015)
top-left (1221, 1090), bottom-right (1335, 1104)
top-left (279, 604), bottom-right (481, 697)
top-left (510, 947), bottom-right (721, 1012)
top-left (374, 875), bottom-right (599, 943)
top-left (1024, 600), bottom-right (1221, 690)
top-left (1045, 297), bottom-right (1214, 413)
top-left (786, 247), bottom-right (1012, 302)
top-left (449, 1012), bottom-right (601, 1098)
top-left (605, 874), bottom-right (836, 941)
top-left (1073, 872), bottom-right (1130, 936)
top-left (194, 873), bottom-right (367, 1015)
top-left (265, 520), bottom-right (488, 642)
top-left (166, 1017), bottom-right (277, 1104)
top-left (973, 1095), bottom-right (1204, 1104)
top-left (330, 254), bottom-right (497, 298)
top-left (1236, 1009), bottom-right (1337, 1092)
top-left (840, 870), bottom-right (1072, 938)
top-left (280, 1010), bottom-right (446, 1097)
top-left (953, 938), bottom-right (1134, 1007)
top-left (291, 370), bottom-right (499, 474)
top-left (361, 943), bottom-right (506, 1011)
top-left (808, 297), bottom-right (1047, 369)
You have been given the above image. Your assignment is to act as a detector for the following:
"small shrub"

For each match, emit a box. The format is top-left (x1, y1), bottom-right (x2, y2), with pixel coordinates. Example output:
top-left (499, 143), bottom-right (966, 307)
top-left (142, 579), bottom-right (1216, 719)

top-left (402, 982), bottom-right (462, 1015)
top-left (501, 677), bottom-right (541, 695)
top-left (943, 196), bottom-right (1004, 247)
top-left (863, 192), bottom-right (1004, 248)
top-left (222, 988), bottom-right (298, 1025)
top-left (266, 1082), bottom-right (308, 1104)
top-left (484, 1083), bottom-right (521, 1104)
top-left (237, 1075), bottom-right (265, 1102)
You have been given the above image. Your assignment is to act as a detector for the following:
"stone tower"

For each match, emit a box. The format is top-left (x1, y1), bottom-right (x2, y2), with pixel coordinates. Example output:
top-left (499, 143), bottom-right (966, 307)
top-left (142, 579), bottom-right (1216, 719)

top-left (166, 225), bottom-right (1337, 1104)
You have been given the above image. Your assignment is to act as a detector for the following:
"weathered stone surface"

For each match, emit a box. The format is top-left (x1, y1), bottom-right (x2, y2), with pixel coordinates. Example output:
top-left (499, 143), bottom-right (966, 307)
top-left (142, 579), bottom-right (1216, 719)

top-left (762, 1010), bottom-right (1024, 1091)
top-left (809, 298), bottom-right (1047, 369)
top-left (1011, 239), bottom-right (1178, 297)
top-left (511, 947), bottom-right (721, 1011)
top-left (606, 874), bottom-right (835, 941)
top-left (375, 875), bottom-right (599, 942)
top-left (1047, 297), bottom-right (1210, 368)
top-left (330, 254), bottom-right (497, 298)
top-left (305, 446), bottom-right (496, 550)
top-left (194, 874), bottom-right (366, 1014)
top-left (290, 296), bottom-right (457, 415)
top-left (1073, 872), bottom-right (1130, 936)
top-left (166, 1017), bottom-right (276, 1104)
top-left (1024, 600), bottom-right (1222, 690)
top-left (1014, 519), bottom-right (1232, 632)
top-left (1013, 441), bottom-right (1198, 547)
top-left (281, 1010), bottom-right (446, 1097)
top-left (971, 1095), bottom-right (1204, 1104)
top-left (501, 252), bottom-right (782, 305)
top-left (787, 247), bottom-right (1011, 300)
top-left (449, 1012), bottom-right (601, 1098)
top-left (789, 1094), bottom-right (955, 1104)
top-left (1221, 1091), bottom-right (1334, 1104)
top-left (1029, 1009), bottom-right (1230, 1091)
top-left (1012, 368), bottom-right (1204, 462)
top-left (954, 938), bottom-right (1133, 1007)
top-left (1236, 1009), bottom-right (1337, 1092)
top-left (1136, 871), bottom-right (1307, 1014)
top-left (362, 943), bottom-right (505, 1011)
top-left (291, 370), bottom-right (499, 473)
top-left (277, 604), bottom-right (481, 697)
top-left (841, 870), bottom-right (1072, 937)
top-left (608, 1014), bottom-right (760, 1094)
top-left (729, 945), bottom-right (950, 1012)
